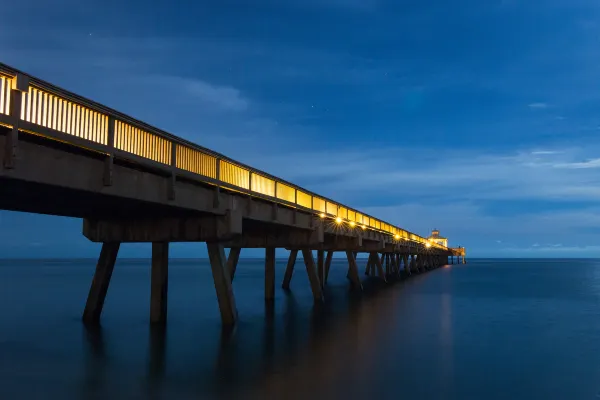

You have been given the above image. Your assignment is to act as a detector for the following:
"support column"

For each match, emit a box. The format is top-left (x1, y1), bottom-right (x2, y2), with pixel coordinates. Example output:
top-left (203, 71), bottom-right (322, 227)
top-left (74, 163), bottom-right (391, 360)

top-left (365, 253), bottom-right (375, 276)
top-left (346, 251), bottom-right (363, 291)
top-left (403, 254), bottom-right (410, 276)
top-left (301, 249), bottom-right (324, 302)
top-left (265, 247), bottom-right (276, 301)
top-left (227, 247), bottom-right (241, 282)
top-left (389, 254), bottom-right (396, 276)
top-left (282, 249), bottom-right (298, 290)
top-left (369, 254), bottom-right (376, 276)
top-left (324, 250), bottom-right (334, 284)
top-left (317, 249), bottom-right (325, 287)
top-left (150, 242), bottom-right (169, 325)
top-left (373, 252), bottom-right (387, 282)
top-left (83, 242), bottom-right (120, 324)
top-left (207, 242), bottom-right (238, 326)
top-left (385, 254), bottom-right (390, 276)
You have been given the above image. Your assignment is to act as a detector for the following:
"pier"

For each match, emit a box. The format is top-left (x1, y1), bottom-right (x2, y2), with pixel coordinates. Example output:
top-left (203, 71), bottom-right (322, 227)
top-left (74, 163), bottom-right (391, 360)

top-left (0, 63), bottom-right (467, 326)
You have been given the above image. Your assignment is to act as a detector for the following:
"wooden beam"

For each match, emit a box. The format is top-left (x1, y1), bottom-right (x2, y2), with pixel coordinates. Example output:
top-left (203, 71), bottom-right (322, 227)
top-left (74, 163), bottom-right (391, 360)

top-left (324, 250), bottom-right (333, 284)
top-left (227, 247), bottom-right (241, 282)
top-left (207, 242), bottom-right (238, 325)
top-left (301, 249), bottom-right (324, 303)
top-left (282, 249), bottom-right (298, 289)
top-left (265, 247), bottom-right (276, 300)
top-left (82, 242), bottom-right (120, 324)
top-left (150, 242), bottom-right (169, 325)
top-left (385, 253), bottom-right (390, 276)
top-left (373, 252), bottom-right (387, 282)
top-left (346, 250), bottom-right (363, 291)
top-left (83, 210), bottom-right (242, 243)
top-left (317, 250), bottom-right (325, 287)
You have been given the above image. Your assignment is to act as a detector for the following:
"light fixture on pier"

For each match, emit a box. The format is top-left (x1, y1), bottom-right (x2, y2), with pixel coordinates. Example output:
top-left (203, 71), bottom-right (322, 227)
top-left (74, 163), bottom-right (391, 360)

top-left (350, 221), bottom-right (356, 227)
top-left (320, 213), bottom-right (326, 218)
top-left (425, 242), bottom-right (431, 248)
top-left (394, 234), bottom-right (400, 240)
top-left (335, 217), bottom-right (342, 224)
top-left (361, 224), bottom-right (367, 230)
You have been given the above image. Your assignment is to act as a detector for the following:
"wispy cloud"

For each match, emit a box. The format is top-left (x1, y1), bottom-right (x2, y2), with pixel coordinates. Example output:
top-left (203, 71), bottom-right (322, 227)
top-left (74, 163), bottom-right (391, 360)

top-left (236, 146), bottom-right (600, 205)
top-left (163, 76), bottom-right (249, 112)
top-left (553, 158), bottom-right (600, 169)
top-left (528, 102), bottom-right (549, 109)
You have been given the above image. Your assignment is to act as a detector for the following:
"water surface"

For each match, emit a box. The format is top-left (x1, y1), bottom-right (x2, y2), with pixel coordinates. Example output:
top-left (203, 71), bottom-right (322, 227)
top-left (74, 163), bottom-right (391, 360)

top-left (1, 258), bottom-right (600, 399)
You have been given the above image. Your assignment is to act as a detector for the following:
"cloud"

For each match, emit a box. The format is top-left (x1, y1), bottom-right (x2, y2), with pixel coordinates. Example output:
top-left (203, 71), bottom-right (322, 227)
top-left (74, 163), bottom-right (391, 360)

top-left (553, 158), bottom-right (600, 169)
top-left (163, 76), bottom-right (249, 112)
top-left (528, 102), bottom-right (548, 109)
top-left (531, 150), bottom-right (561, 155)
top-left (234, 145), bottom-right (600, 206)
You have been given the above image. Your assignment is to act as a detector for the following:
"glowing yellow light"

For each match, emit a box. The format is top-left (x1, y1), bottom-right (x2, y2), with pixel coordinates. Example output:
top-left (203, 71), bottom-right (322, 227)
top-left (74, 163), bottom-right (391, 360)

top-left (361, 225), bottom-right (366, 230)
top-left (394, 234), bottom-right (400, 240)
top-left (425, 243), bottom-right (431, 248)
top-left (319, 213), bottom-right (326, 218)
top-left (335, 217), bottom-right (342, 224)
top-left (350, 221), bottom-right (356, 227)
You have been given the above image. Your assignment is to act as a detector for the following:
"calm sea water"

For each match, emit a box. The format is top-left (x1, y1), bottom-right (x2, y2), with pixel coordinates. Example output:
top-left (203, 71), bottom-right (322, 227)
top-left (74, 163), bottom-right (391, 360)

top-left (1, 257), bottom-right (600, 399)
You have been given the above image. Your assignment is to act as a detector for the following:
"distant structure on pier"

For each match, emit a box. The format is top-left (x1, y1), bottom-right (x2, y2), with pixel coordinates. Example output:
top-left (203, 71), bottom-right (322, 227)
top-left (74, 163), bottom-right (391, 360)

top-left (428, 229), bottom-right (448, 248)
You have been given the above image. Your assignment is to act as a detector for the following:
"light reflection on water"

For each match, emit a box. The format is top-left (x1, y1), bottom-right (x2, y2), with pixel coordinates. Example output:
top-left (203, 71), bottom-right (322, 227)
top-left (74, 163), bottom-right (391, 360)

top-left (2, 258), bottom-right (600, 399)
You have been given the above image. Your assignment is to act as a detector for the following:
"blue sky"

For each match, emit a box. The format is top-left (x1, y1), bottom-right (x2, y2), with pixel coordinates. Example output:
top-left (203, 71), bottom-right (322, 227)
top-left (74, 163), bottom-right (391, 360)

top-left (2, 0), bottom-right (600, 257)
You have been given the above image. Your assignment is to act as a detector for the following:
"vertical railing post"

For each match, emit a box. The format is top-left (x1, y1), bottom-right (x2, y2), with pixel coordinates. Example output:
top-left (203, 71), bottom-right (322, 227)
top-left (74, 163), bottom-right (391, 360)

top-left (103, 116), bottom-right (115, 186)
top-left (168, 141), bottom-right (176, 200)
top-left (214, 158), bottom-right (221, 208)
top-left (272, 181), bottom-right (279, 220)
top-left (292, 188), bottom-right (298, 225)
top-left (4, 73), bottom-right (28, 169)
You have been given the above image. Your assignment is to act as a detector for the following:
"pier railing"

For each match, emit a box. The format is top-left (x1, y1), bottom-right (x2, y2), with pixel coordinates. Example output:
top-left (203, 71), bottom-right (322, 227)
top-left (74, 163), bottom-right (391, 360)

top-left (0, 64), bottom-right (448, 250)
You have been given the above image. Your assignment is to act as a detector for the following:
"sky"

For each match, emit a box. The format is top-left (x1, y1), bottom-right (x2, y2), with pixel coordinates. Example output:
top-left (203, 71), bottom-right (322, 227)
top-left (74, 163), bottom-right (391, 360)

top-left (2, 0), bottom-right (600, 257)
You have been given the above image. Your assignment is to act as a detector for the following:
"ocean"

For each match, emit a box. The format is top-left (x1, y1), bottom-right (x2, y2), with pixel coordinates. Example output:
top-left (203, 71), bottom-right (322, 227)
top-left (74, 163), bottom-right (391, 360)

top-left (1, 258), bottom-right (599, 399)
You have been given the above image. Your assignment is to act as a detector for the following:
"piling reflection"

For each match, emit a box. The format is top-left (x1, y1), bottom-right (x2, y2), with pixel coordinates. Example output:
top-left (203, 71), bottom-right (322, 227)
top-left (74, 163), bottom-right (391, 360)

top-left (440, 293), bottom-right (454, 397)
top-left (240, 286), bottom-right (404, 399)
top-left (81, 324), bottom-right (107, 398)
top-left (78, 279), bottom-right (416, 400)
top-left (146, 325), bottom-right (167, 395)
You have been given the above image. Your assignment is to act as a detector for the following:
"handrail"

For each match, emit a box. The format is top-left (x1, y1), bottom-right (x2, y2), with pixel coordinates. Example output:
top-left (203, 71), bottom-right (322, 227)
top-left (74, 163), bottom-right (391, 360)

top-left (0, 62), bottom-right (450, 250)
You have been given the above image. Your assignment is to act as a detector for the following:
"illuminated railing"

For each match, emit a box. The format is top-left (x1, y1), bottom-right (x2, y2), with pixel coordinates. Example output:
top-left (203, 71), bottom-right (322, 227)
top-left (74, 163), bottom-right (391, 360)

top-left (0, 75), bottom-right (12, 116)
top-left (0, 63), bottom-right (450, 250)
